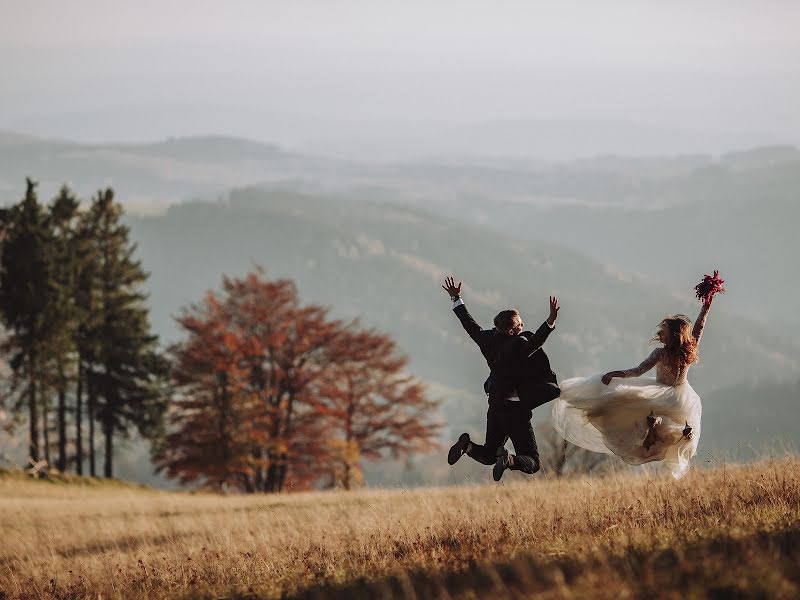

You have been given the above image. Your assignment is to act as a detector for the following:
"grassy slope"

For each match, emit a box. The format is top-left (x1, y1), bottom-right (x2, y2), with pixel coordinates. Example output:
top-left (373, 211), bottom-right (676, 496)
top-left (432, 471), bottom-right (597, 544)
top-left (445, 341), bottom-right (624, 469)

top-left (0, 457), bottom-right (797, 599)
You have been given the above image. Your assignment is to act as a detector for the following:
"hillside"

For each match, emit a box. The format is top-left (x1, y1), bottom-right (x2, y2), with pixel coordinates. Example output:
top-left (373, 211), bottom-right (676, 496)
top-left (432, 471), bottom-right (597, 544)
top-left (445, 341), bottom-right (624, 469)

top-left (1, 457), bottom-right (797, 599)
top-left (3, 134), bottom-right (799, 484)
top-left (0, 132), bottom-right (323, 207)
top-left (398, 148), bottom-right (800, 324)
top-left (125, 189), bottom-right (800, 477)
top-left (4, 132), bottom-right (798, 323)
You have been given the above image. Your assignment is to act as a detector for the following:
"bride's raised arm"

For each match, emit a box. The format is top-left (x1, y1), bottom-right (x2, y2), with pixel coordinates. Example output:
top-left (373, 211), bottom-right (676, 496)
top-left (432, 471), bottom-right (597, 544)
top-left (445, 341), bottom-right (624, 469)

top-left (692, 299), bottom-right (712, 344)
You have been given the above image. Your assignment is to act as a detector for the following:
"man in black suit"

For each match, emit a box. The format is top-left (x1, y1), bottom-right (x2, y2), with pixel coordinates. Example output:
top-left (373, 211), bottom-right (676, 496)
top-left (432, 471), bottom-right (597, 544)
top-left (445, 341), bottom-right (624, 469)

top-left (442, 276), bottom-right (560, 480)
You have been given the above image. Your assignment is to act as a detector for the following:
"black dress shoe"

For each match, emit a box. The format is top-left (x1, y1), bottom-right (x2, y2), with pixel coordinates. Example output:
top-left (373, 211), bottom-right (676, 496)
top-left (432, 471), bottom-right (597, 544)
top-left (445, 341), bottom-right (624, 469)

top-left (448, 433), bottom-right (471, 465)
top-left (493, 447), bottom-right (511, 481)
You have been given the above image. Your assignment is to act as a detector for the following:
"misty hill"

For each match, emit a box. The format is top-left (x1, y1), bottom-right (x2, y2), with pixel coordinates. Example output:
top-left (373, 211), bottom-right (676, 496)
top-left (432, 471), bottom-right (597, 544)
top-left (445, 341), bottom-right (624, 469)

top-left (5, 131), bottom-right (794, 212)
top-left (3, 130), bottom-right (798, 370)
top-left (409, 148), bottom-right (800, 325)
top-left (702, 378), bottom-right (800, 462)
top-left (7, 104), bottom-right (788, 160)
top-left (0, 132), bottom-right (326, 207)
top-left (126, 189), bottom-right (800, 465)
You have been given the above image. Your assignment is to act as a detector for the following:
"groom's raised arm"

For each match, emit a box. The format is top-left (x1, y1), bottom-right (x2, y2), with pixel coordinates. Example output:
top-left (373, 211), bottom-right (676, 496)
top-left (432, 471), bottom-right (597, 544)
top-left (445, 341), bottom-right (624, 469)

top-left (453, 300), bottom-right (484, 343)
top-left (521, 296), bottom-right (559, 356)
top-left (442, 276), bottom-right (485, 344)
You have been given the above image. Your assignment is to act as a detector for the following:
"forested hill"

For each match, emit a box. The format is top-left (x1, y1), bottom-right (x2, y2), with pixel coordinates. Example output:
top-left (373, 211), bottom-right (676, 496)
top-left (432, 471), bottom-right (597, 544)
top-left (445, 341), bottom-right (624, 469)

top-left (127, 188), bottom-right (800, 459)
top-left (412, 146), bottom-right (800, 326)
top-left (4, 132), bottom-right (798, 325)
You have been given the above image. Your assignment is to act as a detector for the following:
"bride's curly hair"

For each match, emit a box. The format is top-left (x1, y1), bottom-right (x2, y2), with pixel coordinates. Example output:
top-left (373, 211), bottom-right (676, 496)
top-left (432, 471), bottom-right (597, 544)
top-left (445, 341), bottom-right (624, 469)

top-left (653, 314), bottom-right (698, 367)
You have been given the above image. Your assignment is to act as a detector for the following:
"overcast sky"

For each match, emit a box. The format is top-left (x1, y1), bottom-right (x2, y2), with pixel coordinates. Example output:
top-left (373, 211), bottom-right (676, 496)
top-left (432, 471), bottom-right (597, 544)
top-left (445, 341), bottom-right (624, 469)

top-left (1, 1), bottom-right (799, 153)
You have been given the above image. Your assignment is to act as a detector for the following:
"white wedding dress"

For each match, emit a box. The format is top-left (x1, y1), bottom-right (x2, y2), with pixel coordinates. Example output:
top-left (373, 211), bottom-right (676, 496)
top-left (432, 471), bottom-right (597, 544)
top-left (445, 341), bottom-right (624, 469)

top-left (552, 305), bottom-right (709, 479)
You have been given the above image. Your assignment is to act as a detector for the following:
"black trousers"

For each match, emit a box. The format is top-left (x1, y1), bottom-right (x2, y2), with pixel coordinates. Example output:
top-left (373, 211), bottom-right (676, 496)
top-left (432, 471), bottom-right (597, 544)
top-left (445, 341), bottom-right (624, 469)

top-left (467, 401), bottom-right (540, 474)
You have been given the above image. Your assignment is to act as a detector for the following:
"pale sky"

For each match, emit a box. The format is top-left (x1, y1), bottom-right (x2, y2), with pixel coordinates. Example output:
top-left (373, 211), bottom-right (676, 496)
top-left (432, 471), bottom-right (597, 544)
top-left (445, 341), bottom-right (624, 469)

top-left (1, 0), bottom-right (799, 154)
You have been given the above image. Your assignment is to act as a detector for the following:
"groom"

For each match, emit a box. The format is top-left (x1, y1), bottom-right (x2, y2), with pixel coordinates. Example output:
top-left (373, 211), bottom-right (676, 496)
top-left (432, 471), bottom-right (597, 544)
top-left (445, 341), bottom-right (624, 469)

top-left (442, 276), bottom-right (560, 480)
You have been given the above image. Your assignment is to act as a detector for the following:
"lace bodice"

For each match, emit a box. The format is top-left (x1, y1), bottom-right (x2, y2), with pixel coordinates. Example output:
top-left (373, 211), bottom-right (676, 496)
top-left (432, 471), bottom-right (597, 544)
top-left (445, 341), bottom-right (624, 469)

top-left (621, 303), bottom-right (710, 386)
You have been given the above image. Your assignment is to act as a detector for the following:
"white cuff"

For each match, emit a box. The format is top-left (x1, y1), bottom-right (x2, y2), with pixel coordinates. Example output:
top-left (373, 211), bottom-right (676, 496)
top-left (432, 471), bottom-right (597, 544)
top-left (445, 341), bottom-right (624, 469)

top-left (452, 298), bottom-right (464, 309)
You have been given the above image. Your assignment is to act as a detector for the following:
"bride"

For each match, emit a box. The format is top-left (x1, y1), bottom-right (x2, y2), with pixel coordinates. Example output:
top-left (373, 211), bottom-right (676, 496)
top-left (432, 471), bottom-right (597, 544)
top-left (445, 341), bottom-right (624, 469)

top-left (552, 274), bottom-right (722, 478)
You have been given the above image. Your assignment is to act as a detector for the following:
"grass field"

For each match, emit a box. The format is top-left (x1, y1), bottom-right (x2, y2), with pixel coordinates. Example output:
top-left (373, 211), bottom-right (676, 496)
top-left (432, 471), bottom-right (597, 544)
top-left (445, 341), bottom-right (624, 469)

top-left (1, 458), bottom-right (798, 599)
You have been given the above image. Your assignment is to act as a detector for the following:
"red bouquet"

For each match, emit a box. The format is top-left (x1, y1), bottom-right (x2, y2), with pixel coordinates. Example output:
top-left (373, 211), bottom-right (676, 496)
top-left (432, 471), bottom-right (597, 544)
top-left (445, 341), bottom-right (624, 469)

top-left (695, 270), bottom-right (725, 305)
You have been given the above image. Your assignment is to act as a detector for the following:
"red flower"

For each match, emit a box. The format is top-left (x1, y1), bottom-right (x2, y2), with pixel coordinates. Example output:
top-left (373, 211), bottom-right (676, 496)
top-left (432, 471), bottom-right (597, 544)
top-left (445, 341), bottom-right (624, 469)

top-left (695, 270), bottom-right (726, 305)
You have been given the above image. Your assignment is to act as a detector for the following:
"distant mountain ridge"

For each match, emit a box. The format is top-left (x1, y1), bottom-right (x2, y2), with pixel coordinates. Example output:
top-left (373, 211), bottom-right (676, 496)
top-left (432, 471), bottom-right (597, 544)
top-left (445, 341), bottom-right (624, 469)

top-left (3, 130), bottom-right (798, 323)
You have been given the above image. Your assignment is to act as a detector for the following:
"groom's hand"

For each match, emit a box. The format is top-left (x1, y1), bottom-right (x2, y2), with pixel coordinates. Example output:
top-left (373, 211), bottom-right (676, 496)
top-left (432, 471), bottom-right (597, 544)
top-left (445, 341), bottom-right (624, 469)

top-left (442, 276), bottom-right (462, 301)
top-left (547, 296), bottom-right (560, 326)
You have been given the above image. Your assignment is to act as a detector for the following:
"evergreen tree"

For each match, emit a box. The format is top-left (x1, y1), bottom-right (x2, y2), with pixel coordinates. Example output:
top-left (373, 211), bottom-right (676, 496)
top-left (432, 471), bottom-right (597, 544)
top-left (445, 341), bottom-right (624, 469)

top-left (87, 188), bottom-right (168, 478)
top-left (46, 186), bottom-right (81, 471)
top-left (0, 179), bottom-right (57, 463)
top-left (72, 198), bottom-right (103, 475)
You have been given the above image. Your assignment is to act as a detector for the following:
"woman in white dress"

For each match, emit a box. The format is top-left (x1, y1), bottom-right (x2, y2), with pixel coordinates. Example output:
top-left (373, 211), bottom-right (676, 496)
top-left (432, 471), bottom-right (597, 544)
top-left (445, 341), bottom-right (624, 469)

top-left (552, 295), bottom-right (714, 479)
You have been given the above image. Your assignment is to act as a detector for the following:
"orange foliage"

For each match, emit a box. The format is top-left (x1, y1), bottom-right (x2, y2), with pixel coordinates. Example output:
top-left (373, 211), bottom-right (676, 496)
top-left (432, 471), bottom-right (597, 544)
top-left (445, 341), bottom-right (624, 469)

top-left (155, 268), bottom-right (440, 492)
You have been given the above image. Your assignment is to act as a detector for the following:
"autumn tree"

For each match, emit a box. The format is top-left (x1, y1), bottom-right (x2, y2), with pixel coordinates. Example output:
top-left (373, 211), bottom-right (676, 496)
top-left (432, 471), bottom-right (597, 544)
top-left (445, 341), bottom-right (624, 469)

top-left (318, 326), bottom-right (441, 489)
top-left (154, 292), bottom-right (257, 490)
top-left (157, 270), bottom-right (341, 492)
top-left (224, 274), bottom-right (342, 492)
top-left (158, 268), bottom-right (440, 492)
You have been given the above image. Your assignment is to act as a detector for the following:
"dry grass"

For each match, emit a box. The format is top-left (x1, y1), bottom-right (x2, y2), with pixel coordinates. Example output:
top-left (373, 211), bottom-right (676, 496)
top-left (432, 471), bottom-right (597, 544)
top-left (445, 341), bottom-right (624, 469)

top-left (0, 458), bottom-right (798, 600)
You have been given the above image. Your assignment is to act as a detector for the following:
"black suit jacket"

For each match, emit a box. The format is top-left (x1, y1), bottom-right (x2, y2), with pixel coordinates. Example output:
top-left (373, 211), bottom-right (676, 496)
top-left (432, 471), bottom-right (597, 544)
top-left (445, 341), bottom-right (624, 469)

top-left (453, 303), bottom-right (560, 408)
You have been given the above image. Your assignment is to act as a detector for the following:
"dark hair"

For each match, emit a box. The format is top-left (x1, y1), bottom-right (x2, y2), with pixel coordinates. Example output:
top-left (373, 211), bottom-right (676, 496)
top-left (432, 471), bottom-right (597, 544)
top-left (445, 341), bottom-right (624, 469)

top-left (494, 309), bottom-right (522, 335)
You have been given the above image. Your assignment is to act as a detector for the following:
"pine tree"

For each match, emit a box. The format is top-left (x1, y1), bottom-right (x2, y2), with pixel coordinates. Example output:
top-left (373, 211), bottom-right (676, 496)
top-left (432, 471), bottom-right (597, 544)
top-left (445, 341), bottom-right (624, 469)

top-left (46, 186), bottom-right (81, 472)
top-left (72, 199), bottom-right (103, 475)
top-left (87, 188), bottom-right (167, 478)
top-left (0, 179), bottom-right (57, 464)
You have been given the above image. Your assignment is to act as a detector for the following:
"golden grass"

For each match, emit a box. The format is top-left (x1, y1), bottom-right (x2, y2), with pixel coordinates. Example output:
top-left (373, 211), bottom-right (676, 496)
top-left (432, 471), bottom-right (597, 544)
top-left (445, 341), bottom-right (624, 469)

top-left (0, 457), bottom-right (798, 600)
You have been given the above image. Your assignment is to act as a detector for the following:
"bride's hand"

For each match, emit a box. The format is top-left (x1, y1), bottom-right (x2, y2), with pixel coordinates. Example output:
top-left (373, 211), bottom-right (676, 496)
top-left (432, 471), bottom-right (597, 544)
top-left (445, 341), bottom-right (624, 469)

top-left (601, 372), bottom-right (615, 385)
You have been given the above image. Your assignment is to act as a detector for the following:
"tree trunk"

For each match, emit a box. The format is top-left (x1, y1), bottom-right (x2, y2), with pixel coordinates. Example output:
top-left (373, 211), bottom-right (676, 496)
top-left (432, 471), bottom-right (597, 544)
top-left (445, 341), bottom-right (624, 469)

top-left (217, 374), bottom-right (232, 489)
top-left (75, 362), bottom-right (83, 475)
top-left (42, 398), bottom-right (51, 466)
top-left (343, 409), bottom-right (354, 491)
top-left (276, 460), bottom-right (289, 492)
top-left (265, 399), bottom-right (283, 493)
top-left (57, 373), bottom-right (67, 471)
top-left (88, 373), bottom-right (96, 477)
top-left (103, 412), bottom-right (113, 479)
top-left (276, 390), bottom-right (298, 492)
top-left (253, 447), bottom-right (264, 492)
top-left (343, 461), bottom-right (351, 491)
top-left (28, 357), bottom-right (40, 462)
